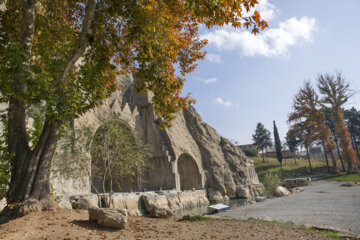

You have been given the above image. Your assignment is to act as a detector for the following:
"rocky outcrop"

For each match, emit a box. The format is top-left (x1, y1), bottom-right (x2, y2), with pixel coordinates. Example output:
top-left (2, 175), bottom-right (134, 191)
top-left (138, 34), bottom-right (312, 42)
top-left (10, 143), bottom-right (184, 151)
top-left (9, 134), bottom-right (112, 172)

top-left (181, 107), bottom-right (264, 201)
top-left (89, 208), bottom-right (127, 229)
top-left (48, 72), bottom-right (264, 203)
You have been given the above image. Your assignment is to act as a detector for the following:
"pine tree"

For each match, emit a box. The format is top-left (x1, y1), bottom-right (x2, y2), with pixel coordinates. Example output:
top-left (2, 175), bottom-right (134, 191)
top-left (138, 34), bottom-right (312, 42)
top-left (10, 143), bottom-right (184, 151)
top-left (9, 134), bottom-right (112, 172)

top-left (273, 121), bottom-right (283, 168)
top-left (252, 122), bottom-right (272, 163)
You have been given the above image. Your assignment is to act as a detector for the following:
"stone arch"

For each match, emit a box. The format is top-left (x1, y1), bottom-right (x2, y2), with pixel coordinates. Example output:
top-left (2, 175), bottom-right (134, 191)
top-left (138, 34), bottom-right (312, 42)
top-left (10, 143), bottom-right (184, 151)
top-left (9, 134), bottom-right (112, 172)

top-left (91, 119), bottom-right (139, 193)
top-left (177, 153), bottom-right (202, 190)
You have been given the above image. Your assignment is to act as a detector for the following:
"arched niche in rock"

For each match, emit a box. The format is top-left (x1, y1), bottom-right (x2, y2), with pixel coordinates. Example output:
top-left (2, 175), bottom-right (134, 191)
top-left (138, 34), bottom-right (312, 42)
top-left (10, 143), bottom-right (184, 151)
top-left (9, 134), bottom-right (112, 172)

top-left (90, 119), bottom-right (139, 193)
top-left (177, 153), bottom-right (202, 191)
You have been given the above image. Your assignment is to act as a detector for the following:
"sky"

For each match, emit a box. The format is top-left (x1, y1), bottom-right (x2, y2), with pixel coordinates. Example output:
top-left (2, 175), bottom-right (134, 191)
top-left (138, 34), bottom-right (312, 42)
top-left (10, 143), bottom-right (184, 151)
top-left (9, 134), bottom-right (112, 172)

top-left (181, 0), bottom-right (360, 145)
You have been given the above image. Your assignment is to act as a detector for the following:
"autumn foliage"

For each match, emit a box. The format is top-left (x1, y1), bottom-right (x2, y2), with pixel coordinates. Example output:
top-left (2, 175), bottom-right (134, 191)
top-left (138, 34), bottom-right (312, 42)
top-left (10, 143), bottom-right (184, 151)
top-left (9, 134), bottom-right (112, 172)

top-left (288, 81), bottom-right (337, 171)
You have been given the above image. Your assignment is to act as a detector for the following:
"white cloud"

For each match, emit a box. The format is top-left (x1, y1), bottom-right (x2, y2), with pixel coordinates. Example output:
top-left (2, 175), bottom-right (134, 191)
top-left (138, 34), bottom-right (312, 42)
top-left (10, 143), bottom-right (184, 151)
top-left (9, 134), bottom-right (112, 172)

top-left (203, 78), bottom-right (218, 84)
top-left (214, 97), bottom-right (233, 107)
top-left (246, 0), bottom-right (276, 21)
top-left (202, 16), bottom-right (316, 58)
top-left (206, 53), bottom-right (223, 64)
top-left (193, 76), bottom-right (218, 84)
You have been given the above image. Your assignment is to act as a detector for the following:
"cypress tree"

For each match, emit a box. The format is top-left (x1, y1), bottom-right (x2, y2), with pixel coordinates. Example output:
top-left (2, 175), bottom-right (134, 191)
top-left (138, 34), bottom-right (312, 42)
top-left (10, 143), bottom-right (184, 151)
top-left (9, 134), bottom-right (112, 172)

top-left (273, 121), bottom-right (283, 168)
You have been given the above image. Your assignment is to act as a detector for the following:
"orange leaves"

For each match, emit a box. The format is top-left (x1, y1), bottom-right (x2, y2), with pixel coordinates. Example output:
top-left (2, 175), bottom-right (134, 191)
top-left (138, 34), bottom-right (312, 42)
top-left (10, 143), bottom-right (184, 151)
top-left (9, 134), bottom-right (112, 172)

top-left (252, 10), bottom-right (261, 23)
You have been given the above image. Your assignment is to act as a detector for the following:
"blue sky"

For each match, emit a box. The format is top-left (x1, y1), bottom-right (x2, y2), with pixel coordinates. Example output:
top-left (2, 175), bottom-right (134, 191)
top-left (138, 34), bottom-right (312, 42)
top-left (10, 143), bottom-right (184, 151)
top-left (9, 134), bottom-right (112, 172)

top-left (182, 0), bottom-right (360, 145)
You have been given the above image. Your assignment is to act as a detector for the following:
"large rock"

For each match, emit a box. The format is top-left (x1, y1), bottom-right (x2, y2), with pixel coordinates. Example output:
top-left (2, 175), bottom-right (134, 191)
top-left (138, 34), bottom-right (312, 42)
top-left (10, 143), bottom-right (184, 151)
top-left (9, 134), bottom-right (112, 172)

top-left (141, 191), bottom-right (209, 216)
top-left (149, 207), bottom-right (174, 218)
top-left (283, 178), bottom-right (311, 189)
top-left (111, 193), bottom-right (145, 216)
top-left (70, 194), bottom-right (99, 209)
top-left (89, 208), bottom-right (127, 229)
top-left (275, 186), bottom-right (290, 197)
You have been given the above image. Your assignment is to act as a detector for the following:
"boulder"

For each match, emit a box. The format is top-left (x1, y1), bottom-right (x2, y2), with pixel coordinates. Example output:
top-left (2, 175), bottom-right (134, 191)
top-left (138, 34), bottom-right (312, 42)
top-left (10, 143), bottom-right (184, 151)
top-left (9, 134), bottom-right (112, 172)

top-left (275, 186), bottom-right (290, 197)
top-left (141, 194), bottom-right (169, 213)
top-left (111, 193), bottom-right (145, 216)
top-left (283, 178), bottom-right (311, 189)
top-left (57, 195), bottom-right (73, 209)
top-left (88, 208), bottom-right (127, 229)
top-left (149, 207), bottom-right (174, 218)
top-left (70, 194), bottom-right (99, 209)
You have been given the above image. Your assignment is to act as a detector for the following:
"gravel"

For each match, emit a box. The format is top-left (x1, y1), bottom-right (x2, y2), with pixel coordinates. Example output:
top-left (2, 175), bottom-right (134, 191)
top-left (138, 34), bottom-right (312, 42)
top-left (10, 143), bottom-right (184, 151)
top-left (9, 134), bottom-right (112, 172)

top-left (215, 180), bottom-right (360, 237)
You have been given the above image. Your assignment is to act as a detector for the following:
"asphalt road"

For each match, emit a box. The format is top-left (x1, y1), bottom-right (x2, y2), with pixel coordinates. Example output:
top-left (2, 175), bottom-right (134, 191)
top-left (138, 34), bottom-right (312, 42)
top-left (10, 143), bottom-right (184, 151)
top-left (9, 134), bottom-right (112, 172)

top-left (215, 180), bottom-right (360, 237)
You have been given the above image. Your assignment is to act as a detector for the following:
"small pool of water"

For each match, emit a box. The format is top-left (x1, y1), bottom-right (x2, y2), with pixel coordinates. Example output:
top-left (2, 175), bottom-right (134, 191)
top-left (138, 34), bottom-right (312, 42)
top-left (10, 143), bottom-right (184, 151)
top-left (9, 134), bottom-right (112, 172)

top-left (174, 198), bottom-right (249, 218)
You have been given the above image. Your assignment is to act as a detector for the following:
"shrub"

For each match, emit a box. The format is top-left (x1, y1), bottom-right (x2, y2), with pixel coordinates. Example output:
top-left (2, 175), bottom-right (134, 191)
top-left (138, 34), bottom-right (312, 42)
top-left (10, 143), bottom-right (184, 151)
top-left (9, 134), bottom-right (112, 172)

top-left (262, 171), bottom-right (282, 197)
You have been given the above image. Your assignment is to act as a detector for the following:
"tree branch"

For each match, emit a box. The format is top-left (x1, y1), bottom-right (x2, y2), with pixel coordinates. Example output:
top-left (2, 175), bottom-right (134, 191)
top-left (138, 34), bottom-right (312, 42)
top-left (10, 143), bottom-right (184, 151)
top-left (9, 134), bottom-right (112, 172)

top-left (60, 0), bottom-right (97, 83)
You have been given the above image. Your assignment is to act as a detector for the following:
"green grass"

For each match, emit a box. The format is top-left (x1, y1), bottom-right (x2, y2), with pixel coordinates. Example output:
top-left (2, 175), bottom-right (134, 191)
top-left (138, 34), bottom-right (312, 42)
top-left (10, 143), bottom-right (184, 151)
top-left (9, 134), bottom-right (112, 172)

top-left (181, 215), bottom-right (217, 221)
top-left (251, 156), bottom-right (329, 182)
top-left (305, 227), bottom-right (358, 240)
top-left (323, 173), bottom-right (360, 182)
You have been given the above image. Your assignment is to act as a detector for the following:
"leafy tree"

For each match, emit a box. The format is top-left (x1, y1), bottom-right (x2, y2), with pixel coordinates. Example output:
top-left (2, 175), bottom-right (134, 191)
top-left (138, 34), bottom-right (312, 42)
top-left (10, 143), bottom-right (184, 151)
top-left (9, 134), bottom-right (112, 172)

top-left (252, 122), bottom-right (272, 163)
top-left (324, 108), bottom-right (346, 171)
top-left (285, 128), bottom-right (302, 164)
top-left (344, 107), bottom-right (360, 163)
top-left (273, 121), bottom-right (283, 168)
top-left (317, 72), bottom-right (358, 173)
top-left (0, 0), bottom-right (267, 218)
top-left (288, 81), bottom-right (337, 172)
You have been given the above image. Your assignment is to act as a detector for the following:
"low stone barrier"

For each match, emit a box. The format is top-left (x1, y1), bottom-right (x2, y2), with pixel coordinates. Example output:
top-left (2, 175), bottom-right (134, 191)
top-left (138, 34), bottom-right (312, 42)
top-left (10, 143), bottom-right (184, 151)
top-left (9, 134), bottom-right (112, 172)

top-left (61, 189), bottom-right (209, 216)
top-left (283, 178), bottom-right (311, 189)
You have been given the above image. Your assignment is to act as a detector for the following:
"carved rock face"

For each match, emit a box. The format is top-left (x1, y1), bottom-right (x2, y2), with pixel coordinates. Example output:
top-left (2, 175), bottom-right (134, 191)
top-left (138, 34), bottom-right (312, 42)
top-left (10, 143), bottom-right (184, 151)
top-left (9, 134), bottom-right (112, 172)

top-left (50, 73), bottom-right (264, 201)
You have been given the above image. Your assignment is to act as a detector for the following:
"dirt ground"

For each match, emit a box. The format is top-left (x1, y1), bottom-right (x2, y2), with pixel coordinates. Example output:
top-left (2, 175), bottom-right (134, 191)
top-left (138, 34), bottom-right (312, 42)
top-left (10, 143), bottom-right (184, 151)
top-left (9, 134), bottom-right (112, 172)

top-left (0, 209), bottom-right (334, 240)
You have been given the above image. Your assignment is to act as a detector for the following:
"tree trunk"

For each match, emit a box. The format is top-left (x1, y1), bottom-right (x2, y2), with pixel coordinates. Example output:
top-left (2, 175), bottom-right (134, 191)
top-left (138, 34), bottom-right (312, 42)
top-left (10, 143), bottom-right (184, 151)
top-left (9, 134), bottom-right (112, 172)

top-left (7, 121), bottom-right (62, 203)
top-left (262, 150), bottom-right (265, 163)
top-left (293, 152), bottom-right (296, 164)
top-left (351, 134), bottom-right (360, 163)
top-left (305, 147), bottom-right (312, 174)
top-left (334, 134), bottom-right (346, 172)
top-left (1, 120), bottom-right (62, 223)
top-left (321, 141), bottom-right (330, 173)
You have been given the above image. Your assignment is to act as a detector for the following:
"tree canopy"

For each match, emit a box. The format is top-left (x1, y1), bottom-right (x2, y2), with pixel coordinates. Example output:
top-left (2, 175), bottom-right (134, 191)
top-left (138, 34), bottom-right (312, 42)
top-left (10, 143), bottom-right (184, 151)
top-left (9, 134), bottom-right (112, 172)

top-left (252, 122), bottom-right (272, 162)
top-left (0, 0), bottom-right (268, 126)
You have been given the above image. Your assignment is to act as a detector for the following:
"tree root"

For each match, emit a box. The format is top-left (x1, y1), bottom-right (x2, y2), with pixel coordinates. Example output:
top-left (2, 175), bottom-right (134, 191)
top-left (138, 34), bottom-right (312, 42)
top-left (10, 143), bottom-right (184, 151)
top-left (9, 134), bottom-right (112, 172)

top-left (0, 195), bottom-right (58, 224)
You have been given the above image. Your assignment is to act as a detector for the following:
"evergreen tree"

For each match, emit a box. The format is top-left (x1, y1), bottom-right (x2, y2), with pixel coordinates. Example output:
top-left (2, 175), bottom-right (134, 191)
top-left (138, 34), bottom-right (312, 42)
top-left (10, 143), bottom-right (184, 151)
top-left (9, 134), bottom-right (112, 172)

top-left (273, 121), bottom-right (283, 168)
top-left (285, 128), bottom-right (302, 164)
top-left (252, 122), bottom-right (272, 163)
top-left (344, 107), bottom-right (360, 163)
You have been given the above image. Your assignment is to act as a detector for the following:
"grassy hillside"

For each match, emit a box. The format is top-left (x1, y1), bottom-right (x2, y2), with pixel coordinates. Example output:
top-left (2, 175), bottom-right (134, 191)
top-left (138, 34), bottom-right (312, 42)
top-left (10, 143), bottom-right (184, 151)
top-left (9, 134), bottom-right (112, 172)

top-left (251, 156), bottom-right (329, 182)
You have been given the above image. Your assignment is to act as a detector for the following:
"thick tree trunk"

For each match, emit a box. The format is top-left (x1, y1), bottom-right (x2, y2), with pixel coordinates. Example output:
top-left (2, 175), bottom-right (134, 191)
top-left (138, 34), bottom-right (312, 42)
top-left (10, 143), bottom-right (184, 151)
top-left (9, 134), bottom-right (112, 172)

top-left (7, 121), bottom-right (62, 203)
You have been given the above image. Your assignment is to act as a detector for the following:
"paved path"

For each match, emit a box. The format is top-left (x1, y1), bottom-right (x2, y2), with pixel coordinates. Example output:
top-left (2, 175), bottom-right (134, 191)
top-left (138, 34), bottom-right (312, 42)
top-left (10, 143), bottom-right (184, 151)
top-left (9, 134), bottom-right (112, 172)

top-left (215, 180), bottom-right (360, 237)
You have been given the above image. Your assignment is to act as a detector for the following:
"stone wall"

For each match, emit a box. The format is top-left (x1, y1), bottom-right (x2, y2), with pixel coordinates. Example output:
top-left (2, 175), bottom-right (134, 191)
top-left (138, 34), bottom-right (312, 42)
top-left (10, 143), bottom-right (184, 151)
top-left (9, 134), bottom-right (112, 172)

top-left (65, 190), bottom-right (209, 216)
